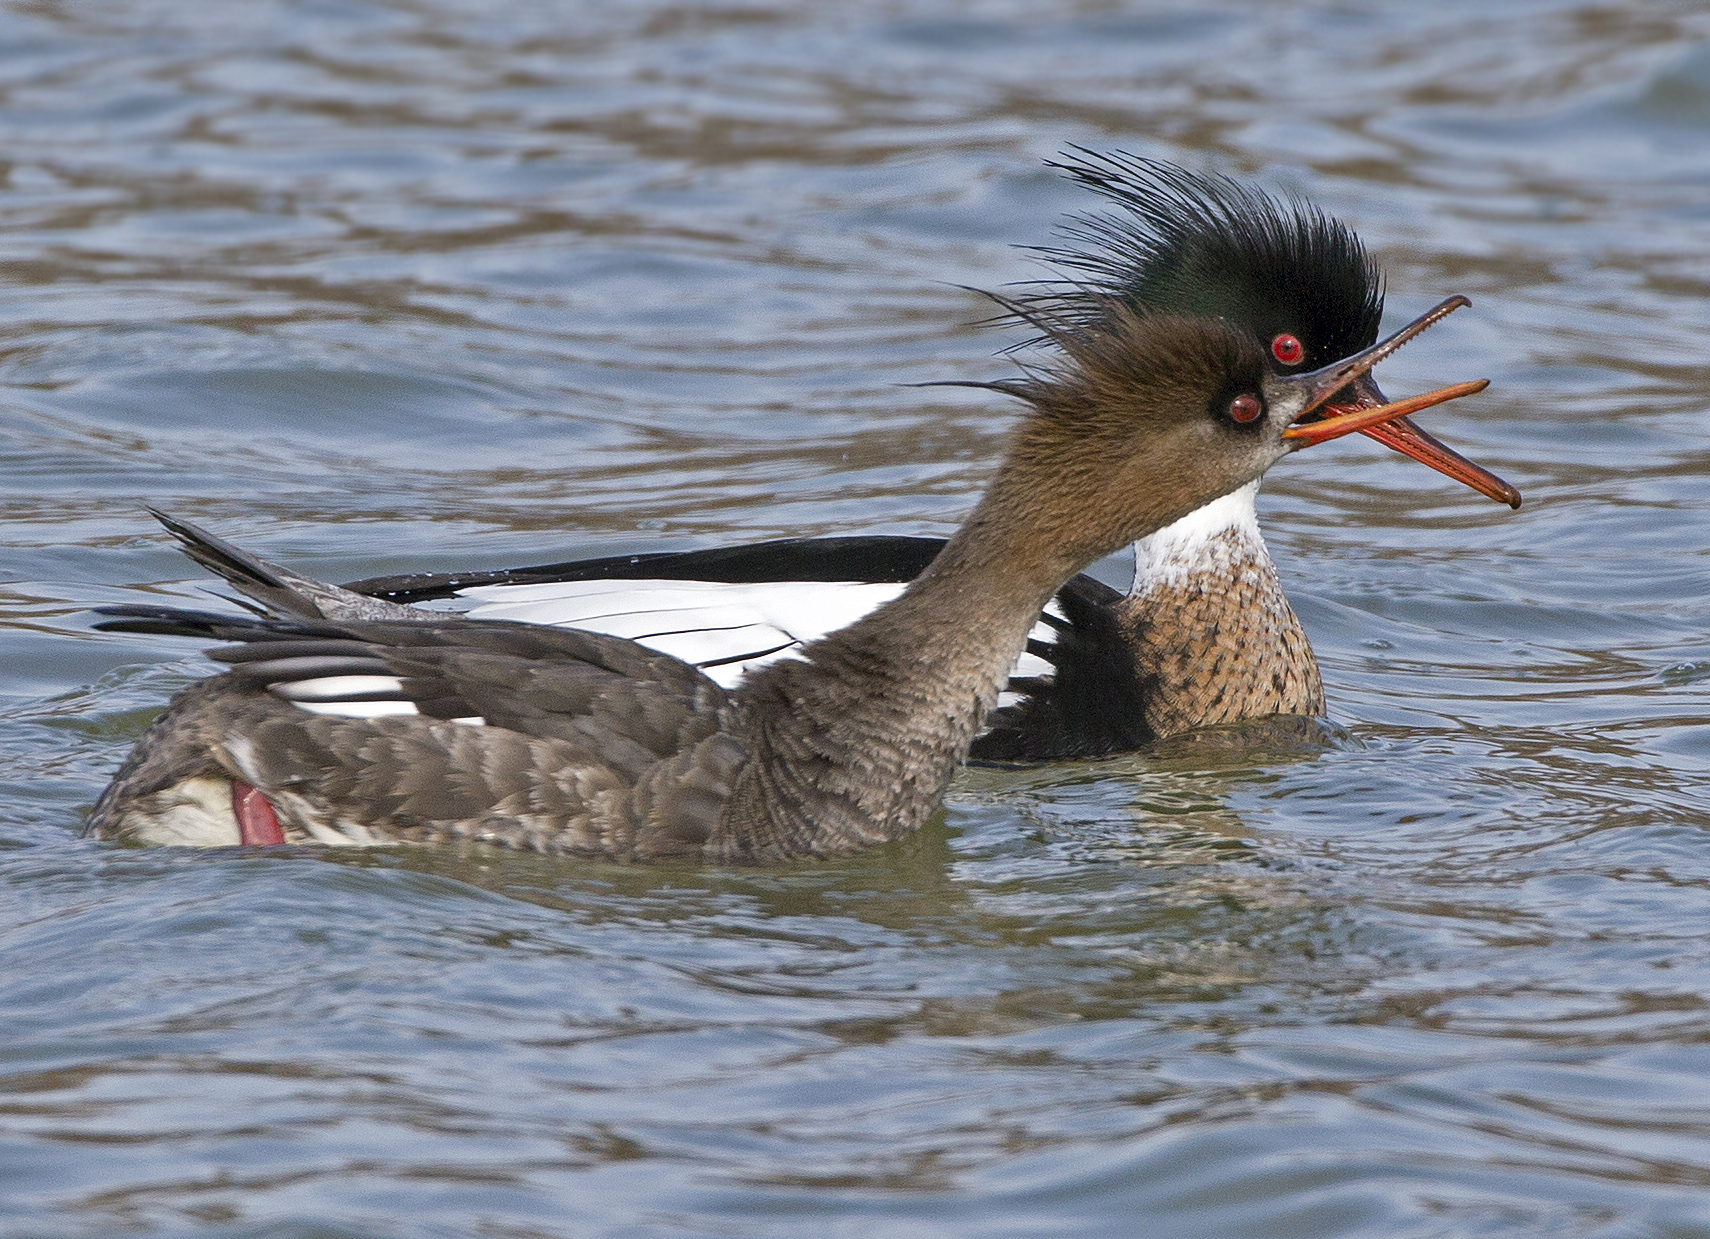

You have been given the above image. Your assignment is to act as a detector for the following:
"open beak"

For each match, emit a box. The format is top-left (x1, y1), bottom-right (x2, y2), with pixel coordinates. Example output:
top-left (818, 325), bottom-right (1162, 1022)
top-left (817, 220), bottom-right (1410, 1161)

top-left (1277, 297), bottom-right (1509, 510)
top-left (1326, 373), bottom-right (1521, 509)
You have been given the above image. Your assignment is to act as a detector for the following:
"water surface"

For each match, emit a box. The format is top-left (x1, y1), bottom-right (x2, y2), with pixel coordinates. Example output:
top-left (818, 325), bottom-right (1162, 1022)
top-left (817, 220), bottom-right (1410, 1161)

top-left (6, 2), bottom-right (1710, 1236)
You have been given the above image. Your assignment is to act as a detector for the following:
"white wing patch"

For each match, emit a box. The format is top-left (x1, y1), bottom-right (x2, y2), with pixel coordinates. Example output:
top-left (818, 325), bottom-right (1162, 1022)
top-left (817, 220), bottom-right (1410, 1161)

top-left (290, 699), bottom-right (420, 718)
top-left (458, 578), bottom-right (1064, 689)
top-left (459, 579), bottom-right (908, 687)
top-left (273, 675), bottom-right (407, 701)
top-left (273, 578), bottom-right (1066, 721)
top-left (279, 696), bottom-right (489, 724)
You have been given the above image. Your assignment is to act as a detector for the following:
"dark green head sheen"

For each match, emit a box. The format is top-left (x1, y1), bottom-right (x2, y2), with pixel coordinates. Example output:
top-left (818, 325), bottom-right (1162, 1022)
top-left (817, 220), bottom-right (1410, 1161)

top-left (1018, 149), bottom-right (1386, 372)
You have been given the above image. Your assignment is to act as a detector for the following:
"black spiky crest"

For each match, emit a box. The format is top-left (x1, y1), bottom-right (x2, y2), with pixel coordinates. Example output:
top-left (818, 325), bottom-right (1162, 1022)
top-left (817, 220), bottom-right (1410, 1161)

top-left (1005, 148), bottom-right (1384, 372)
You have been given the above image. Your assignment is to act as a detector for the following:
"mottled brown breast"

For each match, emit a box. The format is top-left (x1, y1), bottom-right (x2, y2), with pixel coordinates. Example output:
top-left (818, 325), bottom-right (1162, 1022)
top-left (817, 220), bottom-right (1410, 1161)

top-left (1117, 523), bottom-right (1323, 739)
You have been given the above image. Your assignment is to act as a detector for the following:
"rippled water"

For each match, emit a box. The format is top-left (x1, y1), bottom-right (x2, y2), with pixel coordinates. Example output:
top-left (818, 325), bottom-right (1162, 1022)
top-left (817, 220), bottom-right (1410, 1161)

top-left (6, 2), bottom-right (1710, 1235)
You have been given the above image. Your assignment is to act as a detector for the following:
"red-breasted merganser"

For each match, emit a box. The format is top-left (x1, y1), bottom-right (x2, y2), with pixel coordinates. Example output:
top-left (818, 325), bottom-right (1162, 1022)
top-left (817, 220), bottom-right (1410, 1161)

top-left (87, 295), bottom-right (1488, 859)
top-left (254, 154), bottom-right (1518, 759)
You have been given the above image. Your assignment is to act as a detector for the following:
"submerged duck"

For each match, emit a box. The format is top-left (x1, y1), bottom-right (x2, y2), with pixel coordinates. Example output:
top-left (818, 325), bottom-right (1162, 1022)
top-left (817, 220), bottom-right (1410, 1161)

top-left (88, 294), bottom-right (1487, 859)
top-left (314, 153), bottom-right (1516, 759)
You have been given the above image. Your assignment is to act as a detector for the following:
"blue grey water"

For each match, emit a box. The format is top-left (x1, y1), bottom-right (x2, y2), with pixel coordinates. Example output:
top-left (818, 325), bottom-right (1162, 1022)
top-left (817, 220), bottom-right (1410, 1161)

top-left (3, 2), bottom-right (1710, 1235)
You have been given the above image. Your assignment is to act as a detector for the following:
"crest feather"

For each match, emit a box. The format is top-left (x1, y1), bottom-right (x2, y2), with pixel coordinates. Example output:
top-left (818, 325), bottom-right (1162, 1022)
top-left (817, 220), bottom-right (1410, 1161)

top-left (998, 149), bottom-right (1384, 366)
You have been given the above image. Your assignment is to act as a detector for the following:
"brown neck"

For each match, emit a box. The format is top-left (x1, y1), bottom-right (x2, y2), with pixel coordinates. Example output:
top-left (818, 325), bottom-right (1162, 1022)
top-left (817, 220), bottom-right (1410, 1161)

top-left (709, 472), bottom-right (1107, 862)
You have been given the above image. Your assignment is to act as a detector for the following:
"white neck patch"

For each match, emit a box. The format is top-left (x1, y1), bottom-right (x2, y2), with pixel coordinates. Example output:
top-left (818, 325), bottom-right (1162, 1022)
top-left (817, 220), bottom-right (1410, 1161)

top-left (1129, 479), bottom-right (1266, 596)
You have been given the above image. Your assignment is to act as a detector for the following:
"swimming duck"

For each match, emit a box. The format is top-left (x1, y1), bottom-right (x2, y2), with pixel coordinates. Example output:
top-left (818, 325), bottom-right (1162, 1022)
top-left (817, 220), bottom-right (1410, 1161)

top-left (313, 153), bottom-right (1518, 759)
top-left (87, 295), bottom-right (1487, 860)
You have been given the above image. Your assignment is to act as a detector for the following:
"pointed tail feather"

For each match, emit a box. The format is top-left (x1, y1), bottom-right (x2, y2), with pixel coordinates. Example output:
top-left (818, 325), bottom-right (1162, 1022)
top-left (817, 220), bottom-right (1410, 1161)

top-left (148, 509), bottom-right (423, 623)
top-left (92, 603), bottom-right (336, 643)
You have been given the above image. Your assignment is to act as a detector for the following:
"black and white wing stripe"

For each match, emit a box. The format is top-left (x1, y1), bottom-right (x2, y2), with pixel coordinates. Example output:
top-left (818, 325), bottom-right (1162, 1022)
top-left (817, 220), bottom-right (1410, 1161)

top-left (140, 526), bottom-right (1089, 725)
top-left (94, 606), bottom-right (727, 750)
top-left (340, 537), bottom-right (1080, 698)
top-left (452, 578), bottom-right (1064, 693)
top-left (458, 578), bottom-right (904, 685)
top-left (345, 538), bottom-right (960, 690)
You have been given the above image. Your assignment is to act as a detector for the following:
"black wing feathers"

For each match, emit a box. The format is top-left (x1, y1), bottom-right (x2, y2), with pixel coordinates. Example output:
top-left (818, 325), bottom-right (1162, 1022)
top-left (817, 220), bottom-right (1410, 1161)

top-left (969, 573), bottom-right (1152, 762)
top-left (342, 536), bottom-right (950, 604)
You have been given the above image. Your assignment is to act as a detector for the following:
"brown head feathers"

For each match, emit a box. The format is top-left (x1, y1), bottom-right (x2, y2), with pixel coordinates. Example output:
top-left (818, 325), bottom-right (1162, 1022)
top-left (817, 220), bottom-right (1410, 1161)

top-left (979, 298), bottom-right (1269, 442)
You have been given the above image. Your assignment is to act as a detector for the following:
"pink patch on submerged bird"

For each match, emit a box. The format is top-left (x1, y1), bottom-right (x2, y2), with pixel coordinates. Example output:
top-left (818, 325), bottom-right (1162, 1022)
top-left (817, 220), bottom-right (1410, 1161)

top-left (232, 780), bottom-right (284, 846)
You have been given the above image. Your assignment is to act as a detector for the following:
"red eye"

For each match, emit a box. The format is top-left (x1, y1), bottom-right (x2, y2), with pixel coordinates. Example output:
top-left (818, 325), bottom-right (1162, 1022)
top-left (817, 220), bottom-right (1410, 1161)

top-left (1271, 333), bottom-right (1304, 365)
top-left (1228, 394), bottom-right (1263, 424)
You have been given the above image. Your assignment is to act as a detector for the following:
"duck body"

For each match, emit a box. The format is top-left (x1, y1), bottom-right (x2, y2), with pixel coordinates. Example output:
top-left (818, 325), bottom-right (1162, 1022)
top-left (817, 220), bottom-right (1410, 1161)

top-left (332, 477), bottom-right (1317, 761)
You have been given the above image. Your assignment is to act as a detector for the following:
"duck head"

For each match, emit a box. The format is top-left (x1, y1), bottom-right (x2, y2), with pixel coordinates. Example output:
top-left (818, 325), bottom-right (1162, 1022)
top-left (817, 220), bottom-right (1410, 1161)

top-left (963, 295), bottom-right (1487, 586)
top-left (1012, 150), bottom-right (1518, 508)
